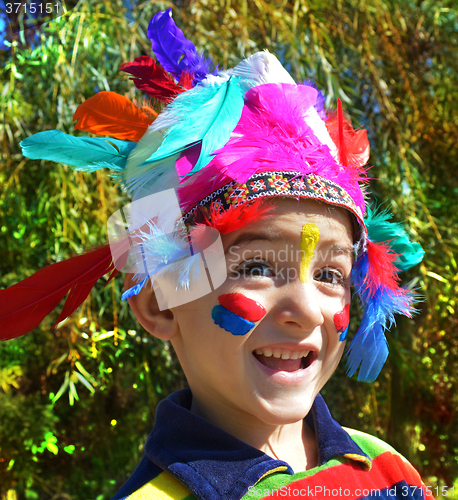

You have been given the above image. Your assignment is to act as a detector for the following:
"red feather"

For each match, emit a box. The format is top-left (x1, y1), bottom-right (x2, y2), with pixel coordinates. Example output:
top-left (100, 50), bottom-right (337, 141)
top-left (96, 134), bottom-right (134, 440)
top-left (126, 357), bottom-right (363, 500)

top-left (178, 70), bottom-right (194, 90)
top-left (120, 56), bottom-right (187, 103)
top-left (0, 245), bottom-right (118, 340)
top-left (195, 198), bottom-right (275, 235)
top-left (325, 100), bottom-right (370, 168)
top-left (366, 240), bottom-right (401, 293)
top-left (337, 99), bottom-right (347, 166)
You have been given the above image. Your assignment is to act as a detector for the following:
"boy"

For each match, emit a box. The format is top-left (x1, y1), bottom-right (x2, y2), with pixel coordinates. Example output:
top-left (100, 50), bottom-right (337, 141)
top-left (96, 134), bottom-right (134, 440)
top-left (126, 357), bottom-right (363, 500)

top-left (1, 8), bottom-right (429, 500)
top-left (116, 198), bottom-right (427, 500)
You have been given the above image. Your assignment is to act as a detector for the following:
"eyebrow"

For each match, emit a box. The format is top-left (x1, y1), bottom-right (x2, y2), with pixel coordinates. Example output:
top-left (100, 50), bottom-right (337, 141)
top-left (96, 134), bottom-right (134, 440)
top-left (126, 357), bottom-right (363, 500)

top-left (224, 232), bottom-right (355, 259)
top-left (224, 232), bottom-right (286, 255)
top-left (322, 243), bottom-right (355, 259)
top-left (313, 243), bottom-right (355, 264)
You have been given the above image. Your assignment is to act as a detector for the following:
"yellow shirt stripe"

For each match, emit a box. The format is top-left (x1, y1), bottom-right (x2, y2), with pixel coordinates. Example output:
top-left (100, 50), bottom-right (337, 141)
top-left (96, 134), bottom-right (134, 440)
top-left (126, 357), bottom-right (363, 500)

top-left (255, 465), bottom-right (289, 485)
top-left (127, 471), bottom-right (192, 500)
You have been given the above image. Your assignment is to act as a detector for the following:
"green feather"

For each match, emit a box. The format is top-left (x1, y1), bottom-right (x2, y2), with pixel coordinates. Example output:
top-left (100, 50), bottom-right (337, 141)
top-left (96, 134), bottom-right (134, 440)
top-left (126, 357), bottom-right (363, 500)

top-left (365, 206), bottom-right (425, 272)
top-left (20, 130), bottom-right (136, 175)
top-left (139, 76), bottom-right (245, 174)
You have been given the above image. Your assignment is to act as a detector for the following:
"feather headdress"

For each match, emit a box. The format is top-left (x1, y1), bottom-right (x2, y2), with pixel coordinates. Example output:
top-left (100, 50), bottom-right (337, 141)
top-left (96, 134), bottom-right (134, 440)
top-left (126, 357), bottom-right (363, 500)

top-left (1, 9), bottom-right (425, 382)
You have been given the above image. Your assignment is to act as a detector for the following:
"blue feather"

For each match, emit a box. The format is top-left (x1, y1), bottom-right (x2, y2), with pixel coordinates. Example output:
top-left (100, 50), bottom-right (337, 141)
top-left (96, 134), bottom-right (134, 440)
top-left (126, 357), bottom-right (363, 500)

top-left (122, 277), bottom-right (148, 301)
top-left (365, 206), bottom-right (425, 272)
top-left (20, 130), bottom-right (136, 175)
top-left (346, 310), bottom-right (389, 383)
top-left (348, 251), bottom-right (416, 382)
top-left (137, 77), bottom-right (245, 176)
top-left (147, 9), bottom-right (215, 84)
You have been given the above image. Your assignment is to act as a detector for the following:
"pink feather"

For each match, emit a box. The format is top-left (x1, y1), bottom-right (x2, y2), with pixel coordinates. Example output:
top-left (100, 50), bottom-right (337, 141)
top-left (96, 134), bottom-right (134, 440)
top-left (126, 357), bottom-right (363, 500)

top-left (177, 162), bottom-right (232, 213)
top-left (207, 83), bottom-right (368, 215)
top-left (176, 143), bottom-right (202, 178)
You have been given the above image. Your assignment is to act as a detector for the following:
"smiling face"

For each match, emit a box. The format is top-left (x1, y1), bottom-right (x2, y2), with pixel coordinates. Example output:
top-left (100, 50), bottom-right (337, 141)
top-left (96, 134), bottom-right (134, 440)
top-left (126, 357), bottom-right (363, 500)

top-left (170, 198), bottom-right (354, 432)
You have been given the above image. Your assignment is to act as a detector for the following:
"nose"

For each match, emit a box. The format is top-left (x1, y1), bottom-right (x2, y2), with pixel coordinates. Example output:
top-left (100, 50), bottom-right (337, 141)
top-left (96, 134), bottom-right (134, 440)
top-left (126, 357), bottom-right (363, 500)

top-left (273, 279), bottom-right (324, 334)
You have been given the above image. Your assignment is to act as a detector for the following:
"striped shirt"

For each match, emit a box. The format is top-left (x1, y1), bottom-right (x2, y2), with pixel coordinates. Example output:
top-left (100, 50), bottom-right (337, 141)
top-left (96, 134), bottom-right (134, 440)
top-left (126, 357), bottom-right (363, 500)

top-left (111, 390), bottom-right (433, 500)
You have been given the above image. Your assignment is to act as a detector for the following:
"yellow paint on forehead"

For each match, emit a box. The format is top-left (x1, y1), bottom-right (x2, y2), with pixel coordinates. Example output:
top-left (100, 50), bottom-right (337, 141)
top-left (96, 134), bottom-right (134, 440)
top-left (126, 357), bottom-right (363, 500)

top-left (300, 223), bottom-right (320, 283)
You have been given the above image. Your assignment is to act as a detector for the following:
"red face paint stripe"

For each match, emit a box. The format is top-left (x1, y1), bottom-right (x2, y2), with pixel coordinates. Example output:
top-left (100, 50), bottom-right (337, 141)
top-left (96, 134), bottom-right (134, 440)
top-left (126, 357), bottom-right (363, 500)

top-left (218, 293), bottom-right (266, 322)
top-left (334, 303), bottom-right (350, 332)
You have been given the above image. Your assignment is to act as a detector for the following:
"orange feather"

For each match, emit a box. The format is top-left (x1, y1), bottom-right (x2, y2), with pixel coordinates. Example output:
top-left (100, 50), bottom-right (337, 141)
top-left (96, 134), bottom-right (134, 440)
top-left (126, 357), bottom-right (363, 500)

top-left (73, 91), bottom-right (155, 142)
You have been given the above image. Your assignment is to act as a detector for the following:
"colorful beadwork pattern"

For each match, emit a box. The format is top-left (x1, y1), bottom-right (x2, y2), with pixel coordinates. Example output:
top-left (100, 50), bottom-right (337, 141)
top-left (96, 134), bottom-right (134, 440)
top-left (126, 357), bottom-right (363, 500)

top-left (182, 172), bottom-right (364, 226)
top-left (224, 183), bottom-right (250, 206)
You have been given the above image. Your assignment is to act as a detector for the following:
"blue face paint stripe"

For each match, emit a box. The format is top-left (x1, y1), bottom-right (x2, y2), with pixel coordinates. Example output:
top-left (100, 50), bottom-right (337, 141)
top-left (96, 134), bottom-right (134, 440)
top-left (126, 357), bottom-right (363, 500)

top-left (339, 324), bottom-right (350, 341)
top-left (212, 305), bottom-right (255, 336)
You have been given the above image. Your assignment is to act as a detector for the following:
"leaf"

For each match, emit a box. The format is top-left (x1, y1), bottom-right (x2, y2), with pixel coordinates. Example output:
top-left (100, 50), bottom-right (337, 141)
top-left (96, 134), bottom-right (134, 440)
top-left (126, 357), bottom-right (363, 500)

top-left (47, 352), bottom-right (69, 376)
top-left (426, 271), bottom-right (448, 283)
top-left (75, 361), bottom-right (95, 382)
top-left (52, 371), bottom-right (70, 404)
top-left (92, 330), bottom-right (115, 342)
top-left (46, 442), bottom-right (59, 455)
top-left (74, 371), bottom-right (95, 394)
top-left (68, 380), bottom-right (79, 406)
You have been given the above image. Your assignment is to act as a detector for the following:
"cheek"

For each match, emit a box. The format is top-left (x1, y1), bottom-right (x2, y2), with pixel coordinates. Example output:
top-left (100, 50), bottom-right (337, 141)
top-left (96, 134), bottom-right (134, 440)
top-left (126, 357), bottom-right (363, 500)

top-left (212, 293), bottom-right (266, 336)
top-left (333, 304), bottom-right (350, 341)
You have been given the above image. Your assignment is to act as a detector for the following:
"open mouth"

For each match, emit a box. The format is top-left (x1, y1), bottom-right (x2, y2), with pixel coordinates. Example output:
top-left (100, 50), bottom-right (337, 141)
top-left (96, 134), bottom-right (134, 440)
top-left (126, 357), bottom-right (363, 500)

top-left (253, 348), bottom-right (317, 373)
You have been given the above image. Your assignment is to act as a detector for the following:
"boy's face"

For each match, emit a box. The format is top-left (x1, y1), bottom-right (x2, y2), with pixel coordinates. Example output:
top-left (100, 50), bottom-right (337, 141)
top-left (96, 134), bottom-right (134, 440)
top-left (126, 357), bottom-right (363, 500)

top-left (170, 198), bottom-right (353, 429)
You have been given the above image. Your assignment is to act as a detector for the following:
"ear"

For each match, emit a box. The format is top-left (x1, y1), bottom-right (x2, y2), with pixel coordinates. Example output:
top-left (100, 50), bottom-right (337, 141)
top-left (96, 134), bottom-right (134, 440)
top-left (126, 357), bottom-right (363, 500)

top-left (124, 274), bottom-right (178, 341)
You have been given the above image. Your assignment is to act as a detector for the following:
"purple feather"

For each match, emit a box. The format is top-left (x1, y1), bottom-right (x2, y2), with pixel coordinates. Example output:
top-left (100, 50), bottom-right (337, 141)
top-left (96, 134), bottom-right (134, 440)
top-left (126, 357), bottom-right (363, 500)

top-left (147, 9), bottom-right (216, 85)
top-left (302, 79), bottom-right (326, 118)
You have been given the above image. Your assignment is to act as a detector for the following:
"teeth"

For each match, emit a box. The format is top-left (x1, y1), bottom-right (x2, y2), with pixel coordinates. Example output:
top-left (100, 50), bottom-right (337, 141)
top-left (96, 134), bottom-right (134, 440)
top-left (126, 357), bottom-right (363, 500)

top-left (254, 348), bottom-right (311, 359)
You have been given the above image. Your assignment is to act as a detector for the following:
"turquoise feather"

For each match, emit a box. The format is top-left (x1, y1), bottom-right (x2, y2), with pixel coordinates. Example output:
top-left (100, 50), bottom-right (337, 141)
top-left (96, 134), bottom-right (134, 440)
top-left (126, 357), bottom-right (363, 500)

top-left (20, 130), bottom-right (137, 175)
top-left (138, 76), bottom-right (245, 175)
top-left (365, 206), bottom-right (425, 272)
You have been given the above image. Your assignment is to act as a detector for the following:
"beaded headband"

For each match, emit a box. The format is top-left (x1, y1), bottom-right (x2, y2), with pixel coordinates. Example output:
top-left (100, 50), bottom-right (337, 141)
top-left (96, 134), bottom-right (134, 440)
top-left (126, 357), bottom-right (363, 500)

top-left (182, 172), bottom-right (364, 226)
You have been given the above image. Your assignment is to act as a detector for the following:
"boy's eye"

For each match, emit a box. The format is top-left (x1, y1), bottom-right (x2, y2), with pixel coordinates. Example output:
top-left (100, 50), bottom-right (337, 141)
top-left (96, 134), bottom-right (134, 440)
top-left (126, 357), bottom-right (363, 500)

top-left (236, 260), bottom-right (275, 277)
top-left (314, 267), bottom-right (345, 286)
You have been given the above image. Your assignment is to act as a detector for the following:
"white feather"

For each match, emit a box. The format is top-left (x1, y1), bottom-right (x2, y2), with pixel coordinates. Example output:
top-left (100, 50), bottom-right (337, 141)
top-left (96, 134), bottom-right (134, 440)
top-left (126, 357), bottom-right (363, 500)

top-left (127, 156), bottom-right (181, 202)
top-left (200, 73), bottom-right (230, 86)
top-left (124, 128), bottom-right (164, 173)
top-left (227, 50), bottom-right (295, 85)
top-left (303, 106), bottom-right (339, 160)
top-left (124, 123), bottom-right (181, 200)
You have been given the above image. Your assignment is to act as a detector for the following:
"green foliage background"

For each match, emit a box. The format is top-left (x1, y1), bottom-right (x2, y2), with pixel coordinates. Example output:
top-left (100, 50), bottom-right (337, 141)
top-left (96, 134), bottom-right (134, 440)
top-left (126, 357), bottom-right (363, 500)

top-left (0, 0), bottom-right (457, 498)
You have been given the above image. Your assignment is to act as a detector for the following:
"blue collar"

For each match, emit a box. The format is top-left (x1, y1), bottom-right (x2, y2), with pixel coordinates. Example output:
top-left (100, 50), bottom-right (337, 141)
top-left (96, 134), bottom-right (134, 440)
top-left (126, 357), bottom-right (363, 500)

top-left (141, 389), bottom-right (370, 500)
